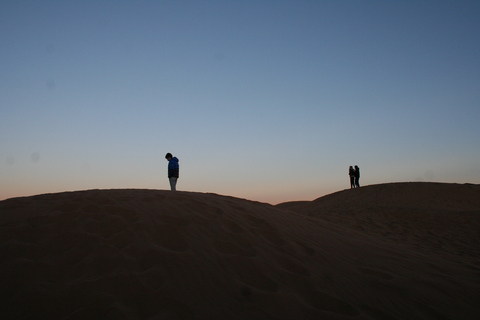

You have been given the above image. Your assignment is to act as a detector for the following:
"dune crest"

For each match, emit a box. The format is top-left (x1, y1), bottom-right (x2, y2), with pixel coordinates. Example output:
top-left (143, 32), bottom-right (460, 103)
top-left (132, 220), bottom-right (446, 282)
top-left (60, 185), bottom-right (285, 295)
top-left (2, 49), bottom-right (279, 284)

top-left (1, 183), bottom-right (479, 319)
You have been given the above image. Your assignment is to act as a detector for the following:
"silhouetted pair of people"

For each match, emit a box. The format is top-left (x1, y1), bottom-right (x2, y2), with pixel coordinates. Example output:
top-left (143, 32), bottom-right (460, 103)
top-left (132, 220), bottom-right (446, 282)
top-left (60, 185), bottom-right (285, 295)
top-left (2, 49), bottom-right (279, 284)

top-left (348, 165), bottom-right (360, 188)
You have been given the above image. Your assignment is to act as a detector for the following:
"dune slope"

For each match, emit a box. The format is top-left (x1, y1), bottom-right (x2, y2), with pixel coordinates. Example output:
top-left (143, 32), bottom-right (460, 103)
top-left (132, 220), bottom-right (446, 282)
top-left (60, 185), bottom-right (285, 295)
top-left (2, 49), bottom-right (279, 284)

top-left (278, 182), bottom-right (480, 258)
top-left (1, 184), bottom-right (479, 319)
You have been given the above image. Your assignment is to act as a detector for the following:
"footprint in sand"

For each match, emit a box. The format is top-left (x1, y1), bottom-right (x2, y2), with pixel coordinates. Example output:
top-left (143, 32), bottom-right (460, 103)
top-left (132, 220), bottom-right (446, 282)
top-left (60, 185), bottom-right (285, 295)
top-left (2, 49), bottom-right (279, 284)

top-left (233, 258), bottom-right (279, 293)
top-left (154, 227), bottom-right (189, 252)
top-left (245, 215), bottom-right (287, 246)
top-left (358, 266), bottom-right (394, 281)
top-left (213, 240), bottom-right (256, 257)
top-left (102, 206), bottom-right (139, 224)
top-left (295, 241), bottom-right (316, 256)
top-left (157, 215), bottom-right (190, 227)
top-left (275, 256), bottom-right (310, 276)
top-left (137, 267), bottom-right (165, 291)
top-left (223, 220), bottom-right (244, 234)
top-left (307, 291), bottom-right (359, 316)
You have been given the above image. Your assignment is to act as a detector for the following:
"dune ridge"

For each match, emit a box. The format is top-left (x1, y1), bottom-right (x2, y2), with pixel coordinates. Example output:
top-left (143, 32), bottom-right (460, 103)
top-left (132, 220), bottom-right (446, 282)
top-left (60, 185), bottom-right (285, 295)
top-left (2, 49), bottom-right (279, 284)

top-left (1, 182), bottom-right (479, 319)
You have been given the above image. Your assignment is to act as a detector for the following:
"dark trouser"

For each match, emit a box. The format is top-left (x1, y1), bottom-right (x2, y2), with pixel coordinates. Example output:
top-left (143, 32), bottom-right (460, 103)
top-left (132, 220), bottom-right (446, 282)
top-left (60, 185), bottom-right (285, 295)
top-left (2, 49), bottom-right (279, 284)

top-left (355, 177), bottom-right (360, 188)
top-left (350, 176), bottom-right (355, 188)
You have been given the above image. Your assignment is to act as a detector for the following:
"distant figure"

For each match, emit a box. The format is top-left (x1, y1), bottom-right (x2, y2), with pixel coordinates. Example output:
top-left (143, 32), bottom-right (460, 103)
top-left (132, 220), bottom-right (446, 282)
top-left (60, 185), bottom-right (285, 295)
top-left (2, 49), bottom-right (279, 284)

top-left (349, 166), bottom-right (355, 189)
top-left (354, 165), bottom-right (360, 188)
top-left (165, 153), bottom-right (179, 191)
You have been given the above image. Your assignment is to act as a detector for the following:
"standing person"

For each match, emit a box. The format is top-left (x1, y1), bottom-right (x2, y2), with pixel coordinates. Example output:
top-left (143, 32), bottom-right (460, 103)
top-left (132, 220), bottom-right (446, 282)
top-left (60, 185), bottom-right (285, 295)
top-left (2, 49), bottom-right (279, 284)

top-left (349, 166), bottom-right (355, 189)
top-left (165, 153), bottom-right (179, 191)
top-left (354, 165), bottom-right (360, 188)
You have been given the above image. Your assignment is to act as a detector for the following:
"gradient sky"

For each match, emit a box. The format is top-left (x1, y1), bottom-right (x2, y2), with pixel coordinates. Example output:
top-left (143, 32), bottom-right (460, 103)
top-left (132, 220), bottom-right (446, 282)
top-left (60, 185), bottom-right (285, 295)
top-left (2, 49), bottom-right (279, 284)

top-left (1, 0), bottom-right (479, 204)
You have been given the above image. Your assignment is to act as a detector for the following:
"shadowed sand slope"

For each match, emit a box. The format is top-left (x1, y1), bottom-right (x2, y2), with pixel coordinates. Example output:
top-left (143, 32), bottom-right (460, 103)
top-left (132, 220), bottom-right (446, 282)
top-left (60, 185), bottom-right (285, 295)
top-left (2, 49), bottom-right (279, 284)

top-left (0, 184), bottom-right (479, 319)
top-left (278, 182), bottom-right (480, 258)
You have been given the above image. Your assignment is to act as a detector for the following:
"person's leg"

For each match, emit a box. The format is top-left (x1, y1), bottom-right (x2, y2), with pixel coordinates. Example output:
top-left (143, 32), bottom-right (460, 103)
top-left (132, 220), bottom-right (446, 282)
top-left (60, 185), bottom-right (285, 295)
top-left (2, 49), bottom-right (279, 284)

top-left (169, 177), bottom-right (177, 191)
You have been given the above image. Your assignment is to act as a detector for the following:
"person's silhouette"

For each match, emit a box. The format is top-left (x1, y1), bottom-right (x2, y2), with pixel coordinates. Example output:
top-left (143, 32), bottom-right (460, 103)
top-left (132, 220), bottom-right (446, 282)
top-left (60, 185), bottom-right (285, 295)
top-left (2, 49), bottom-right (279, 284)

top-left (349, 166), bottom-right (355, 189)
top-left (165, 153), bottom-right (179, 191)
top-left (354, 165), bottom-right (360, 188)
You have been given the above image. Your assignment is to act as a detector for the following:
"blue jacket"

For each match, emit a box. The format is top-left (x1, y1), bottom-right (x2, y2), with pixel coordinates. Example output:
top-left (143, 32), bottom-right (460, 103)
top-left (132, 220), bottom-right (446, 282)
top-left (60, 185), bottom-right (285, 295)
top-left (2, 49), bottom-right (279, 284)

top-left (168, 157), bottom-right (179, 178)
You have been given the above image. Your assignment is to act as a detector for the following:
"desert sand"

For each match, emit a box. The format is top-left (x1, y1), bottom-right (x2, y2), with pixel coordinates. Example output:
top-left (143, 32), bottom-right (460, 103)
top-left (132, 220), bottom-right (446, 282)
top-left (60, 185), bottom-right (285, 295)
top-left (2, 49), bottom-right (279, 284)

top-left (1, 182), bottom-right (479, 319)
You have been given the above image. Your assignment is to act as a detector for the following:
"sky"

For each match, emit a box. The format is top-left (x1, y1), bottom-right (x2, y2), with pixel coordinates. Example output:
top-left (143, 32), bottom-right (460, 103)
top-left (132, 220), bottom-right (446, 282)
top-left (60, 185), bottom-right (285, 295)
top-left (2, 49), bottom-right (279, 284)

top-left (1, 0), bottom-right (479, 204)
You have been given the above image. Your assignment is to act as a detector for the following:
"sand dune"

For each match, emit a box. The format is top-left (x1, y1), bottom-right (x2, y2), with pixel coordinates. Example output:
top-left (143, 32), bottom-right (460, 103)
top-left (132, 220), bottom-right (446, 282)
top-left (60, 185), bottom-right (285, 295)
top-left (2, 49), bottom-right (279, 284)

top-left (278, 182), bottom-right (480, 259)
top-left (1, 182), bottom-right (479, 319)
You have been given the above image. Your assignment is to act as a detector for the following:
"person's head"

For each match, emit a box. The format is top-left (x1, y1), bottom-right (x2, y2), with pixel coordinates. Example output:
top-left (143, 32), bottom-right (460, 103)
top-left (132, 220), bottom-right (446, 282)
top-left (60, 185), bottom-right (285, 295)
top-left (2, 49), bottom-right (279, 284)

top-left (165, 153), bottom-right (172, 161)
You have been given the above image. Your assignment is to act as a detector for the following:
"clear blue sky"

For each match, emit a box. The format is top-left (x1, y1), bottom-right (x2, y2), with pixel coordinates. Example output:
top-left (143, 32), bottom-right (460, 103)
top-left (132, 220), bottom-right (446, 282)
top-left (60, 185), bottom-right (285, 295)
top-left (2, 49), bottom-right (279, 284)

top-left (1, 1), bottom-right (479, 204)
